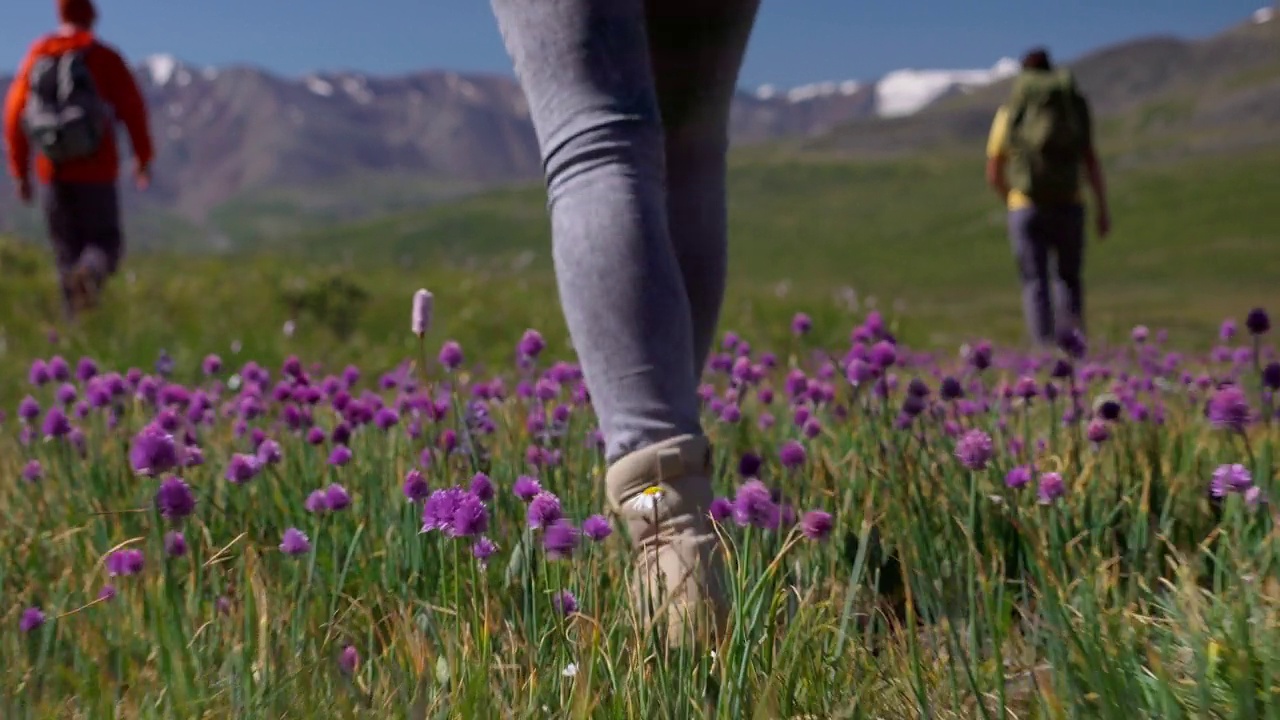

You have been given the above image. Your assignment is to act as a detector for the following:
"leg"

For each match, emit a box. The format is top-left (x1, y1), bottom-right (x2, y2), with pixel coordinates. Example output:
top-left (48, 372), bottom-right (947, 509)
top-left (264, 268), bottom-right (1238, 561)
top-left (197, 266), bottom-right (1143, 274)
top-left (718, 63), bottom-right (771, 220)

top-left (491, 0), bottom-right (701, 464)
top-left (491, 0), bottom-right (726, 643)
top-left (1050, 204), bottom-right (1086, 338)
top-left (1008, 207), bottom-right (1055, 347)
top-left (645, 0), bottom-right (761, 378)
top-left (40, 182), bottom-right (86, 318)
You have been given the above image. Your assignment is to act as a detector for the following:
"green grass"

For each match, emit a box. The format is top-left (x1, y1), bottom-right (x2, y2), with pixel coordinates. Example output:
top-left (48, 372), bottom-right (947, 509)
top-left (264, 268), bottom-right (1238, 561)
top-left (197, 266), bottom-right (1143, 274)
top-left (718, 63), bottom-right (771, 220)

top-left (1, 284), bottom-right (1278, 716)
top-left (1, 138), bottom-right (1279, 715)
top-left (280, 144), bottom-right (1280, 347)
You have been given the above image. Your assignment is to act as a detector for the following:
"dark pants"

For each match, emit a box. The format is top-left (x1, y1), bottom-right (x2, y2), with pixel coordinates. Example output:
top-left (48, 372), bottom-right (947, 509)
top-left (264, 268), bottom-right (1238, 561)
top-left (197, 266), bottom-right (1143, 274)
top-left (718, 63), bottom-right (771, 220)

top-left (41, 181), bottom-right (123, 312)
top-left (1008, 203), bottom-right (1085, 346)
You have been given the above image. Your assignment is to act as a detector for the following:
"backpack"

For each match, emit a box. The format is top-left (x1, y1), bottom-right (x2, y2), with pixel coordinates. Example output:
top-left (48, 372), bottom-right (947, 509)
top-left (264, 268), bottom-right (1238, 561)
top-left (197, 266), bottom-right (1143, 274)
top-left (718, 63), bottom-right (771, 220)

top-left (22, 47), bottom-right (110, 165)
top-left (1004, 68), bottom-right (1092, 206)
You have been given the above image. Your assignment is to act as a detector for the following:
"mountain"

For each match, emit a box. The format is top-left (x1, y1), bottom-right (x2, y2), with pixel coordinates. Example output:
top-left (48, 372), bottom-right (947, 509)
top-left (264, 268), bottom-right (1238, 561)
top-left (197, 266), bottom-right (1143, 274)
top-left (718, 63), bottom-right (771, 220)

top-left (1, 7), bottom-right (1275, 248)
top-left (806, 9), bottom-right (1280, 158)
top-left (0, 51), bottom-right (1018, 246)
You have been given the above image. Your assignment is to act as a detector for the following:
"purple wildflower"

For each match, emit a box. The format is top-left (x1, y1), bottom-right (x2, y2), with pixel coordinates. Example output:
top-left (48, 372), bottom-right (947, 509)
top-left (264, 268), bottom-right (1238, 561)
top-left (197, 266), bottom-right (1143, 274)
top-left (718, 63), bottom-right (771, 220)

top-left (733, 479), bottom-right (781, 530)
top-left (106, 549), bottom-right (145, 577)
top-left (305, 489), bottom-right (330, 514)
top-left (472, 537), bottom-right (497, 567)
top-left (338, 645), bottom-right (360, 675)
top-left (29, 360), bottom-right (51, 386)
top-left (155, 476), bottom-right (196, 519)
top-left (513, 475), bottom-right (542, 502)
top-left (1005, 466), bottom-right (1033, 490)
top-left (403, 469), bottom-right (430, 502)
top-left (869, 341), bottom-right (897, 369)
top-left (779, 440), bottom-right (807, 470)
top-left (1206, 385), bottom-right (1251, 432)
top-left (955, 429), bottom-right (994, 471)
top-left (553, 590), bottom-right (579, 616)
top-left (164, 531), bottom-right (188, 558)
top-left (98, 585), bottom-right (117, 602)
top-left (527, 492), bottom-right (563, 530)
top-left (518, 329), bottom-right (546, 359)
top-left (1246, 308), bottom-right (1271, 335)
top-left (422, 487), bottom-right (468, 532)
top-left (19, 607), bottom-right (46, 633)
top-left (1086, 419), bottom-right (1110, 444)
top-left (542, 520), bottom-right (580, 560)
top-left (130, 424), bottom-right (180, 476)
top-left (328, 444), bottom-right (353, 467)
top-left (799, 510), bottom-right (834, 541)
top-left (41, 407), bottom-right (72, 438)
top-left (256, 439), bottom-right (282, 466)
top-left (1037, 473), bottom-right (1066, 504)
top-left (326, 483), bottom-right (352, 511)
top-left (225, 454), bottom-right (262, 484)
top-left (791, 312), bottom-right (812, 336)
top-left (449, 493), bottom-right (489, 537)
top-left (709, 497), bottom-right (733, 523)
top-left (22, 460), bottom-right (43, 483)
top-left (1210, 463), bottom-right (1253, 498)
top-left (582, 514), bottom-right (612, 542)
top-left (202, 354), bottom-right (222, 375)
top-left (280, 528), bottom-right (311, 556)
top-left (438, 341), bottom-right (464, 370)
top-left (469, 472), bottom-right (495, 502)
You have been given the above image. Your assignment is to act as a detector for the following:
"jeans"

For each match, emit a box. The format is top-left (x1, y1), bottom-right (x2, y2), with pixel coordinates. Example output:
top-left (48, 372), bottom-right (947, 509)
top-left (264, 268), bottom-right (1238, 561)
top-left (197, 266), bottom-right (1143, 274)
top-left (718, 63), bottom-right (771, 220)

top-left (1008, 203), bottom-right (1086, 346)
top-left (490, 0), bottom-right (761, 462)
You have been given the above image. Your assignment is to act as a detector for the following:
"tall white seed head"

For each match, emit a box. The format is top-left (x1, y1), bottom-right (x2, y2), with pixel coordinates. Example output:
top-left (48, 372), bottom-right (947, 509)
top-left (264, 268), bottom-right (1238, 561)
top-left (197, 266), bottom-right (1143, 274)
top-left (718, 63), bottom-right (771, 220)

top-left (412, 289), bottom-right (434, 337)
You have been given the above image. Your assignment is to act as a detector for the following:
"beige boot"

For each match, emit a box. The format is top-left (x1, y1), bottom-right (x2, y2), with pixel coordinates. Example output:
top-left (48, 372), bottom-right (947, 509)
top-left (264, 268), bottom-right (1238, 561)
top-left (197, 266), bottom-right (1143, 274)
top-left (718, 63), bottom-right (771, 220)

top-left (605, 434), bottom-right (727, 645)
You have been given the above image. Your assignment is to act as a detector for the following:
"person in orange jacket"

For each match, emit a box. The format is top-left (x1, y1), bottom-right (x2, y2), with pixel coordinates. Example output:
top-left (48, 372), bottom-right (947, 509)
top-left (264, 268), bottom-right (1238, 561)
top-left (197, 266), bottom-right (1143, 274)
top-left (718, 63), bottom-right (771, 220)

top-left (4, 0), bottom-right (154, 318)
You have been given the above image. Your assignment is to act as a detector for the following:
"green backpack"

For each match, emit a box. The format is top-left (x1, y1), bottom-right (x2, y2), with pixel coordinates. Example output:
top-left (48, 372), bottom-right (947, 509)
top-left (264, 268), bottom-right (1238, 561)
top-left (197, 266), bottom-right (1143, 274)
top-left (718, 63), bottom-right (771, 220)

top-left (1004, 68), bottom-right (1092, 206)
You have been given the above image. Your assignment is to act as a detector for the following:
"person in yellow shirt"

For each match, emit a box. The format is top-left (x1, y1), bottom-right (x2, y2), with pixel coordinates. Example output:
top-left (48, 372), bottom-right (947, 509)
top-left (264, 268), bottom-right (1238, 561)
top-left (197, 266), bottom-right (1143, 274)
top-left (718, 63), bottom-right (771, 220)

top-left (986, 48), bottom-right (1110, 348)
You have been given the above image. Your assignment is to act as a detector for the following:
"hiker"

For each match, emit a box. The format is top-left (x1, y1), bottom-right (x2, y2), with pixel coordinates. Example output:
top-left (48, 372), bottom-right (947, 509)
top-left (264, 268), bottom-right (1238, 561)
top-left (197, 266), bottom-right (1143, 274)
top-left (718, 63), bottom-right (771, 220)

top-left (4, 0), bottom-right (154, 319)
top-left (986, 48), bottom-right (1110, 348)
top-left (488, 0), bottom-right (760, 643)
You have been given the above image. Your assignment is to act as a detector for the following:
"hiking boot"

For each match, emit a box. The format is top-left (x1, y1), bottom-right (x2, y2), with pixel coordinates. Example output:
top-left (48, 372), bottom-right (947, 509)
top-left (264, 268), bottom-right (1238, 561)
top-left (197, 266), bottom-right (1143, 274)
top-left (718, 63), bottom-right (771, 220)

top-left (605, 434), bottom-right (727, 645)
top-left (65, 249), bottom-right (107, 316)
top-left (64, 265), bottom-right (101, 316)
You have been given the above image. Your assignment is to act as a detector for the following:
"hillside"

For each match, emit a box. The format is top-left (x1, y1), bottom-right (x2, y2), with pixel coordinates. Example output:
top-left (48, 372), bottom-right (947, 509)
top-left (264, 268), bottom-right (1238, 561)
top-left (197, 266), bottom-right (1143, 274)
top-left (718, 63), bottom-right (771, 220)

top-left (0, 49), bottom-right (1021, 247)
top-left (806, 12), bottom-right (1280, 158)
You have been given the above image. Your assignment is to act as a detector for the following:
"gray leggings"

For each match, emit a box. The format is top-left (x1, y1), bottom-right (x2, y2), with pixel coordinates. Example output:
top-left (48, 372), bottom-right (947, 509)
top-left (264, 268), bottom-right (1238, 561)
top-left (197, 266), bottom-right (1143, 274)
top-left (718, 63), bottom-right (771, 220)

top-left (491, 0), bottom-right (761, 463)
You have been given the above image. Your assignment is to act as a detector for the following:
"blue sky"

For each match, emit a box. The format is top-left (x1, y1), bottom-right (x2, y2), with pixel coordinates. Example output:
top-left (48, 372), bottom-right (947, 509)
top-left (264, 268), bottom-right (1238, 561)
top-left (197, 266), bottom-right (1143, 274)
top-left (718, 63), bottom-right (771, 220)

top-left (1, 1), bottom-right (1269, 87)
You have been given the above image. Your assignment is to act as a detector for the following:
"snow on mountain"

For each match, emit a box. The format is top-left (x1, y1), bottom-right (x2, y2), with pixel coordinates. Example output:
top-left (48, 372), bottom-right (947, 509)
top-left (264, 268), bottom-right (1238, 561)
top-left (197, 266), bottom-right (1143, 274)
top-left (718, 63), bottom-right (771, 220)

top-left (874, 57), bottom-right (1019, 118)
top-left (753, 57), bottom-right (1019, 119)
top-left (140, 54), bottom-right (202, 88)
top-left (1255, 6), bottom-right (1275, 23)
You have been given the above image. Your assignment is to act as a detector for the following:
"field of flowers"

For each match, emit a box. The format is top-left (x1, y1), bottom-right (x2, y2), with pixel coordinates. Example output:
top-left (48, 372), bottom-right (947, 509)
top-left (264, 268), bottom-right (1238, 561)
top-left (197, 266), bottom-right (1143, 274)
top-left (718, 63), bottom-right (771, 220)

top-left (3, 294), bottom-right (1279, 718)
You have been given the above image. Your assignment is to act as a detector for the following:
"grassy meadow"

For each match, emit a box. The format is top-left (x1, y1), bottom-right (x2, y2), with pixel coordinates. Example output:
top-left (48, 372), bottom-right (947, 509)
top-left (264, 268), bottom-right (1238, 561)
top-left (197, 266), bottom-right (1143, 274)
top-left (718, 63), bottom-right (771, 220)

top-left (0, 133), bottom-right (1278, 716)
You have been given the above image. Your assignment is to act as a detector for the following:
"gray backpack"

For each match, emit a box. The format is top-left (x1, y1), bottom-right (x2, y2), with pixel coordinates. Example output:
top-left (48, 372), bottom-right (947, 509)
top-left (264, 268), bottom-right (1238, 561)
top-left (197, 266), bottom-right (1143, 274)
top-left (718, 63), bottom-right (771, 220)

top-left (23, 48), bottom-right (110, 165)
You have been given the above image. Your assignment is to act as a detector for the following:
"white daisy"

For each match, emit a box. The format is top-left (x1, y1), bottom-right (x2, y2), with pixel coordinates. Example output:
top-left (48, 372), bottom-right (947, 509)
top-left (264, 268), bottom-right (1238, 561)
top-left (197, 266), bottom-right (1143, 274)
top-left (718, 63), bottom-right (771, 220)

top-left (628, 486), bottom-right (664, 513)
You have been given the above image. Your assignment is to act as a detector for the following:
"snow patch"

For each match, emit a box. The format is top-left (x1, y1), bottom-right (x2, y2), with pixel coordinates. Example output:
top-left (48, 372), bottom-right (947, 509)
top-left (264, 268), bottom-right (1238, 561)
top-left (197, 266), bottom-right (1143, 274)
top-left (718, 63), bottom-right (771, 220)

top-left (445, 72), bottom-right (481, 102)
top-left (785, 79), bottom-right (863, 103)
top-left (754, 84), bottom-right (778, 100)
top-left (874, 57), bottom-right (1018, 118)
top-left (1255, 6), bottom-right (1275, 23)
top-left (143, 54), bottom-right (179, 85)
top-left (341, 76), bottom-right (374, 105)
top-left (305, 76), bottom-right (334, 97)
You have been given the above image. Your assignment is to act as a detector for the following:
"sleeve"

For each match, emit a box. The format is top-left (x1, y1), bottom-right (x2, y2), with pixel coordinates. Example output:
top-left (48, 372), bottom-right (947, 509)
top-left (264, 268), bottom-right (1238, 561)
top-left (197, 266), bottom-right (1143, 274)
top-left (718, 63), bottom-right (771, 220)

top-left (100, 45), bottom-right (155, 168)
top-left (4, 48), bottom-right (37, 181)
top-left (985, 105), bottom-right (1009, 159)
